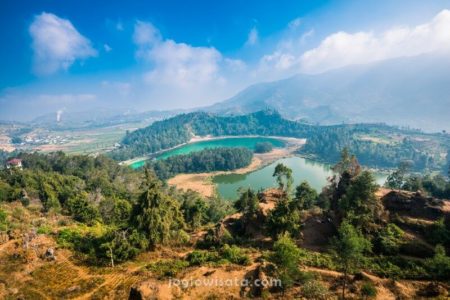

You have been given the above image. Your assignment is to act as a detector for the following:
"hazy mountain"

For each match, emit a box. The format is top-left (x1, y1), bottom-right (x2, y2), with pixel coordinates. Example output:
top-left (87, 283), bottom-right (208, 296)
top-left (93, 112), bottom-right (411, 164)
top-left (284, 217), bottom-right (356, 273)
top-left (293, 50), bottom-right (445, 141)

top-left (205, 53), bottom-right (450, 132)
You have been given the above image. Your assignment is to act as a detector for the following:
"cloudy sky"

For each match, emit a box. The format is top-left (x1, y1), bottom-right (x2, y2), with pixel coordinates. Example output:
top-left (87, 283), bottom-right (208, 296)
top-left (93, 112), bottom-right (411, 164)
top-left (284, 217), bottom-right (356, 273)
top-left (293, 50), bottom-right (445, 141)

top-left (1, 0), bottom-right (450, 120)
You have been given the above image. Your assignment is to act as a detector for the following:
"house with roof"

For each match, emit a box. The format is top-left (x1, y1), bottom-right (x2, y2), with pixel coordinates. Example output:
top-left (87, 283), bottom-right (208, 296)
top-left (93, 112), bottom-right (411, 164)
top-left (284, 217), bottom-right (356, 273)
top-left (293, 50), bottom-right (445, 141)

top-left (6, 158), bottom-right (23, 170)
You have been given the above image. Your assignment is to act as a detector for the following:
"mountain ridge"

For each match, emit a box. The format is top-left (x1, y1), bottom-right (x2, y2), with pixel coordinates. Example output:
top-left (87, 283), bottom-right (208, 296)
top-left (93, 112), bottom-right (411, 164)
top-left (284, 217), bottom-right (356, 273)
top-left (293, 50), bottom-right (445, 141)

top-left (203, 53), bottom-right (450, 132)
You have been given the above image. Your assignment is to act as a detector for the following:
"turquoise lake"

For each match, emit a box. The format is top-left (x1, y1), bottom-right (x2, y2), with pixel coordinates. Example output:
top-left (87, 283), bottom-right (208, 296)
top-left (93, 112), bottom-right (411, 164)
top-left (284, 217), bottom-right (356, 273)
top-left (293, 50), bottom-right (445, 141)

top-left (213, 156), bottom-right (387, 200)
top-left (129, 137), bottom-right (286, 169)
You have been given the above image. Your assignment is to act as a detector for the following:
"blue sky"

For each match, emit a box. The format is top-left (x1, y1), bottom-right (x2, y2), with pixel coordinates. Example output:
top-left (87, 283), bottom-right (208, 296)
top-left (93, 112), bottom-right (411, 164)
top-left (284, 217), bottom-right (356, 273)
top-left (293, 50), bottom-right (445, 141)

top-left (1, 0), bottom-right (450, 120)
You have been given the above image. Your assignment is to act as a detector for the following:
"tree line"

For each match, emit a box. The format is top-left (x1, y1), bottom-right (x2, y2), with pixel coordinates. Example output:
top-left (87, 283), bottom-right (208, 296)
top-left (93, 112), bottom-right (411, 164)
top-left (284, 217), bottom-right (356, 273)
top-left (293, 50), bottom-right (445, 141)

top-left (110, 109), bottom-right (448, 173)
top-left (150, 147), bottom-right (253, 180)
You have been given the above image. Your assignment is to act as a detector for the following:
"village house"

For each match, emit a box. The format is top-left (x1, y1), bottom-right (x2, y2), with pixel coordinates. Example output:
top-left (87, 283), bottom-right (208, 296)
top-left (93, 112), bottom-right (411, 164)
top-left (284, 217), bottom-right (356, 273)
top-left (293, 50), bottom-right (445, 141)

top-left (6, 158), bottom-right (23, 170)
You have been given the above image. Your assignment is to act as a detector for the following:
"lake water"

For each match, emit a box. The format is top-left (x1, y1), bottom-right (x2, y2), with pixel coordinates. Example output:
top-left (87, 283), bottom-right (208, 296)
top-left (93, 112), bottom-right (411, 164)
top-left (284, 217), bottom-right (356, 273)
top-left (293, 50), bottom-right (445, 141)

top-left (213, 156), bottom-right (387, 200)
top-left (129, 137), bottom-right (286, 169)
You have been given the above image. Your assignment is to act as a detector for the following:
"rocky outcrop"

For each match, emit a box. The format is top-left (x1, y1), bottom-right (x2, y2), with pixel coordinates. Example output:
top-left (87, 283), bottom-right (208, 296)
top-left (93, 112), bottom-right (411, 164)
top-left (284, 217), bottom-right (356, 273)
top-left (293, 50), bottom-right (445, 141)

top-left (382, 191), bottom-right (449, 221)
top-left (417, 282), bottom-right (449, 298)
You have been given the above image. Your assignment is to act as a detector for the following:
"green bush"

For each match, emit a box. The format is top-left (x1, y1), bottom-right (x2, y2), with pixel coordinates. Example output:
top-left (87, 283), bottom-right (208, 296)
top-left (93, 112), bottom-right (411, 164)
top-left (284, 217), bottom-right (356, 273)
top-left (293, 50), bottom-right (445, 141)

top-left (299, 249), bottom-right (336, 270)
top-left (374, 223), bottom-right (404, 255)
top-left (57, 227), bottom-right (84, 249)
top-left (66, 194), bottom-right (100, 225)
top-left (187, 250), bottom-right (220, 266)
top-left (270, 233), bottom-right (303, 291)
top-left (0, 208), bottom-right (7, 231)
top-left (147, 259), bottom-right (190, 278)
top-left (360, 281), bottom-right (377, 299)
top-left (426, 244), bottom-right (450, 280)
top-left (220, 244), bottom-right (251, 265)
top-left (367, 256), bottom-right (430, 279)
top-left (301, 280), bottom-right (328, 299)
top-left (37, 224), bottom-right (52, 234)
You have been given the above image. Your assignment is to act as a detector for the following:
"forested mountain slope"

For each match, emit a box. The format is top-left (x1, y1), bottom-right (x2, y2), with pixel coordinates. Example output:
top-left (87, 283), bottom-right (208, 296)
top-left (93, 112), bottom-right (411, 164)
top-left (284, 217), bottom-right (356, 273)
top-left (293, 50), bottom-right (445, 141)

top-left (110, 110), bottom-right (450, 171)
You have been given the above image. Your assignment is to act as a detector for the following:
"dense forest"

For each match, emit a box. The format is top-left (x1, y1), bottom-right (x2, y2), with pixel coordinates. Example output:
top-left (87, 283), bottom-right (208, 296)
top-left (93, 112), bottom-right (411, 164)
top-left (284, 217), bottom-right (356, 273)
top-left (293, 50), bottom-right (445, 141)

top-left (150, 147), bottom-right (253, 180)
top-left (254, 141), bottom-right (273, 153)
top-left (109, 110), bottom-right (309, 160)
top-left (110, 110), bottom-right (449, 172)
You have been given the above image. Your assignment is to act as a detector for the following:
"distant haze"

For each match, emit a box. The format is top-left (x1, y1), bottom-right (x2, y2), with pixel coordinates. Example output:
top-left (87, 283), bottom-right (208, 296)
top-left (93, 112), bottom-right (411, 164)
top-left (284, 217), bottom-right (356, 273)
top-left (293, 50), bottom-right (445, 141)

top-left (204, 53), bottom-right (450, 132)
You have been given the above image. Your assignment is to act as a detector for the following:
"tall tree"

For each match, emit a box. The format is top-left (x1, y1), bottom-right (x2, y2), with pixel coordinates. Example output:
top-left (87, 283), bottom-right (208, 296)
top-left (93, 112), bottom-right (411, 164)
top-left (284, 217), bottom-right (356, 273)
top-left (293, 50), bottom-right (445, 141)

top-left (328, 148), bottom-right (362, 213)
top-left (235, 188), bottom-right (259, 229)
top-left (330, 220), bottom-right (371, 299)
top-left (385, 161), bottom-right (412, 190)
top-left (270, 233), bottom-right (302, 292)
top-left (266, 197), bottom-right (302, 238)
top-left (339, 171), bottom-right (383, 232)
top-left (332, 147), bottom-right (361, 177)
top-left (293, 181), bottom-right (318, 210)
top-left (131, 171), bottom-right (185, 248)
top-left (273, 163), bottom-right (293, 193)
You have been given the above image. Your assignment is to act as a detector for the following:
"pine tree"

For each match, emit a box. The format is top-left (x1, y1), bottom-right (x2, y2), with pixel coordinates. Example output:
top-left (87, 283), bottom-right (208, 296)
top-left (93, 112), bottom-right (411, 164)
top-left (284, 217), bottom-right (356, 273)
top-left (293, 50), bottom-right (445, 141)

top-left (235, 188), bottom-right (259, 229)
top-left (293, 181), bottom-right (318, 210)
top-left (330, 220), bottom-right (371, 299)
top-left (339, 171), bottom-right (383, 232)
top-left (131, 170), bottom-right (185, 248)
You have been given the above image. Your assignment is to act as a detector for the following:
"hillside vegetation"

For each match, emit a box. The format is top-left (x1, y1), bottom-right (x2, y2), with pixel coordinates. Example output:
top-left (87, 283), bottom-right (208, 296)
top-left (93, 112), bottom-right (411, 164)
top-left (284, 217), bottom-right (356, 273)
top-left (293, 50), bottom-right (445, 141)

top-left (111, 110), bottom-right (450, 172)
top-left (1, 150), bottom-right (450, 299)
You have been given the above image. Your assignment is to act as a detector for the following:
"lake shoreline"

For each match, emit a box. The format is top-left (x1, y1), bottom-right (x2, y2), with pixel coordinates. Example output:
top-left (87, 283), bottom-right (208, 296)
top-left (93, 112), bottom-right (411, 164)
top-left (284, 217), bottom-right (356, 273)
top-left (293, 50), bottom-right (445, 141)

top-left (167, 137), bottom-right (305, 198)
top-left (122, 135), bottom-right (306, 167)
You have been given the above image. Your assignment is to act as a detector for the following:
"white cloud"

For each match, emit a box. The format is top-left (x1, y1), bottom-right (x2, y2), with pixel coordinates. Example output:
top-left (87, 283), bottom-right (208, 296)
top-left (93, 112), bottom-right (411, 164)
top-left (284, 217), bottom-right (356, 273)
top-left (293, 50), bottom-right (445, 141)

top-left (300, 29), bottom-right (315, 44)
top-left (300, 9), bottom-right (450, 73)
top-left (29, 12), bottom-right (97, 75)
top-left (260, 52), bottom-right (298, 71)
top-left (133, 21), bottom-right (161, 48)
top-left (224, 58), bottom-right (247, 72)
top-left (134, 21), bottom-right (224, 88)
top-left (130, 20), bottom-right (250, 108)
top-left (245, 27), bottom-right (259, 46)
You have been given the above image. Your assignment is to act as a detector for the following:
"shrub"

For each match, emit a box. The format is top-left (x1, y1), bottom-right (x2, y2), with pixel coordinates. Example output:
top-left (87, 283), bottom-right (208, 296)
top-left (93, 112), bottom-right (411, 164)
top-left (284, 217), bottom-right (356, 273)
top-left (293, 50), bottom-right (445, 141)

top-left (367, 256), bottom-right (430, 280)
top-left (187, 250), bottom-right (220, 266)
top-left (198, 224), bottom-right (234, 249)
top-left (298, 249), bottom-right (336, 270)
top-left (360, 281), bottom-right (377, 299)
top-left (0, 208), bottom-right (7, 231)
top-left (426, 244), bottom-right (450, 280)
top-left (220, 244), bottom-right (251, 265)
top-left (374, 223), bottom-right (404, 255)
top-left (428, 218), bottom-right (450, 246)
top-left (66, 195), bottom-right (100, 225)
top-left (57, 227), bottom-right (84, 249)
top-left (270, 233), bottom-right (302, 290)
top-left (37, 224), bottom-right (52, 234)
top-left (147, 259), bottom-right (189, 278)
top-left (301, 280), bottom-right (328, 299)
top-left (169, 229), bottom-right (190, 246)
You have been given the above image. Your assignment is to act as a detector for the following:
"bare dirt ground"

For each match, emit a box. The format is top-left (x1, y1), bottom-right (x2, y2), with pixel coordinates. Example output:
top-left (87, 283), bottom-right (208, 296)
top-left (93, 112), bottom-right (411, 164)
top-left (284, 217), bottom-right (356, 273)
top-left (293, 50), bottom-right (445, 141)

top-left (0, 134), bottom-right (14, 152)
top-left (167, 138), bottom-right (305, 197)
